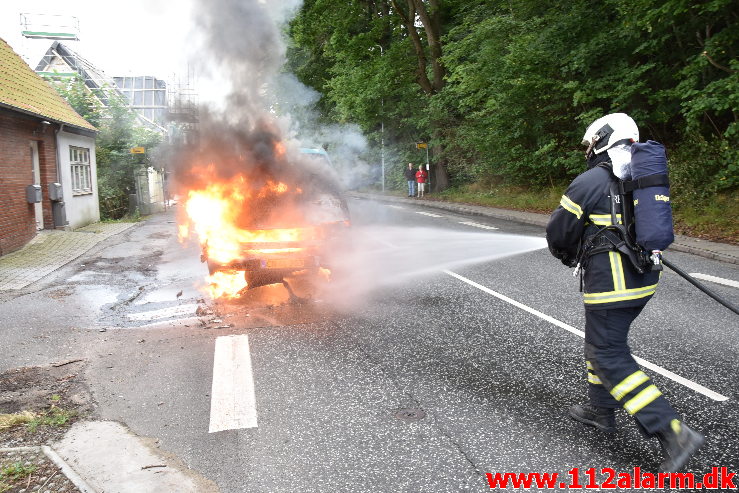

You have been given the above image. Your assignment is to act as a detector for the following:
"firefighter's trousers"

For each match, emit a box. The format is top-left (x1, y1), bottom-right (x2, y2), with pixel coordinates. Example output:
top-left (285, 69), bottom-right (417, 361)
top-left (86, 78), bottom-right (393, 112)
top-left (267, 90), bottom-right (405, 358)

top-left (584, 306), bottom-right (680, 435)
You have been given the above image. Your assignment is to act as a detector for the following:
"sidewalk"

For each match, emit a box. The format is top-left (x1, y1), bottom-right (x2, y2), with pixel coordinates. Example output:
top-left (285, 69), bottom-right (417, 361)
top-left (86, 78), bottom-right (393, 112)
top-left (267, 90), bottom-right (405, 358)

top-left (0, 221), bottom-right (138, 291)
top-left (350, 192), bottom-right (739, 265)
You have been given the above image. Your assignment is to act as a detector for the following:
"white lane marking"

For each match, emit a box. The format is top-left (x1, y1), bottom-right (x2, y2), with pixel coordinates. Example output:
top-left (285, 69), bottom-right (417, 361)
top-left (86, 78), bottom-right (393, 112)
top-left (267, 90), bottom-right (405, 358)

top-left (459, 221), bottom-right (499, 231)
top-left (689, 273), bottom-right (739, 289)
top-left (444, 270), bottom-right (729, 402)
top-left (415, 211), bottom-right (443, 218)
top-left (209, 335), bottom-right (258, 432)
top-left (388, 205), bottom-right (405, 210)
top-left (126, 304), bottom-right (198, 321)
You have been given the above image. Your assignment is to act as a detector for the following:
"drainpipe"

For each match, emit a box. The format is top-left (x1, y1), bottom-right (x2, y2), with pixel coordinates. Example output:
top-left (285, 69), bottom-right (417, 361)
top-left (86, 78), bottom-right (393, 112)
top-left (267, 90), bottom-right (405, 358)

top-left (54, 123), bottom-right (65, 181)
top-left (52, 123), bottom-right (68, 228)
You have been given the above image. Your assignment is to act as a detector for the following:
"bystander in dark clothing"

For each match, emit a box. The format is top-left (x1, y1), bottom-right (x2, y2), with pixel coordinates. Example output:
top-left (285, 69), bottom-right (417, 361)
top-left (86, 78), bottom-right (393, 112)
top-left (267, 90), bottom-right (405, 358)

top-left (404, 163), bottom-right (416, 197)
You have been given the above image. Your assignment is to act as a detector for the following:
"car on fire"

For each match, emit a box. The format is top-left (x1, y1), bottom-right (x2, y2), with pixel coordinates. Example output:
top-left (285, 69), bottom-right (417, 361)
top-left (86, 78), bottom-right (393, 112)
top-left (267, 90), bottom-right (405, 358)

top-left (199, 148), bottom-right (351, 294)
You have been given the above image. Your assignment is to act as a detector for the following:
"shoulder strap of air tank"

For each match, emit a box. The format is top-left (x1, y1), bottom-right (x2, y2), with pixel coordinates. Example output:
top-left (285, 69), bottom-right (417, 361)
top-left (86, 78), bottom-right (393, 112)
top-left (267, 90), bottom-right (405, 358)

top-left (621, 174), bottom-right (670, 193)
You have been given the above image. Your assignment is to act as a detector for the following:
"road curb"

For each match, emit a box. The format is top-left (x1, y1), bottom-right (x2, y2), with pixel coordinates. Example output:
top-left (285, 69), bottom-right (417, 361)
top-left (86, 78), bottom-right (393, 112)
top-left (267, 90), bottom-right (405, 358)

top-left (350, 192), bottom-right (739, 265)
top-left (42, 445), bottom-right (97, 493)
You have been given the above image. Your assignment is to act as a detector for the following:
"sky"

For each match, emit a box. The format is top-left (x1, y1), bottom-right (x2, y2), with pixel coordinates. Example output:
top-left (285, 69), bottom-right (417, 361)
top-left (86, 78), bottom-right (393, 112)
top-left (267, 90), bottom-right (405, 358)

top-left (0, 0), bottom-right (214, 100)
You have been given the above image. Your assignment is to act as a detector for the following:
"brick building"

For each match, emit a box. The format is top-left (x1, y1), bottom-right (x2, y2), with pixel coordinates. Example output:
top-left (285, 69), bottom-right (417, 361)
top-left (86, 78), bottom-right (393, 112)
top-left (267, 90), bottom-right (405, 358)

top-left (0, 37), bottom-right (98, 256)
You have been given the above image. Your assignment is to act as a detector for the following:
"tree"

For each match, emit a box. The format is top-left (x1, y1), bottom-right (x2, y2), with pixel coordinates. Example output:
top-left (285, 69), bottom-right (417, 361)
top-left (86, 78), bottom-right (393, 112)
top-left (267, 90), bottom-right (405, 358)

top-left (51, 76), bottom-right (103, 127)
top-left (287, 0), bottom-right (737, 202)
top-left (289, 0), bottom-right (463, 191)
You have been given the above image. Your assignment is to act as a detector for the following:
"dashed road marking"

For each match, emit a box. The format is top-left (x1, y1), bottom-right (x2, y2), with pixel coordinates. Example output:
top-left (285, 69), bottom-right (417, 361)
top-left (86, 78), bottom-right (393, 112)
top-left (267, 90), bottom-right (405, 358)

top-left (209, 335), bottom-right (258, 433)
top-left (126, 304), bottom-right (199, 321)
top-left (388, 205), bottom-right (405, 210)
top-left (444, 270), bottom-right (729, 402)
top-left (459, 221), bottom-right (499, 230)
top-left (415, 211), bottom-right (443, 218)
top-left (689, 273), bottom-right (739, 289)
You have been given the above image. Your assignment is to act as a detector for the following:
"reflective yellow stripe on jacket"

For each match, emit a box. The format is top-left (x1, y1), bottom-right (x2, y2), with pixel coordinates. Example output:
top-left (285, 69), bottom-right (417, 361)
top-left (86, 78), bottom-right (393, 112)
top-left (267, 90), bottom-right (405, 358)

top-left (560, 195), bottom-right (583, 219)
top-left (588, 214), bottom-right (622, 226)
top-left (584, 283), bottom-right (658, 305)
top-left (584, 250), bottom-right (657, 305)
top-left (609, 252), bottom-right (626, 292)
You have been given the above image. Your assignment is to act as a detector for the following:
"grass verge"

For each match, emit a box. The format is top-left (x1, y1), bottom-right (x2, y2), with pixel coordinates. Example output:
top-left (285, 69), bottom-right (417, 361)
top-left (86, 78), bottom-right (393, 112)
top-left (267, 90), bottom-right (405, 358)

top-left (432, 185), bottom-right (738, 245)
top-left (0, 406), bottom-right (77, 434)
top-left (672, 192), bottom-right (739, 244)
top-left (0, 461), bottom-right (37, 492)
top-left (0, 412), bottom-right (36, 432)
top-left (438, 185), bottom-right (562, 214)
top-left (26, 406), bottom-right (76, 433)
top-left (0, 462), bottom-right (37, 481)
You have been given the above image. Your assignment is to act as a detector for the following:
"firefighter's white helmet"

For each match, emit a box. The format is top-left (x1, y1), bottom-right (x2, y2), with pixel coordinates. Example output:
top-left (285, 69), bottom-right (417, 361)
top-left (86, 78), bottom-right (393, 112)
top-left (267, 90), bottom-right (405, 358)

top-left (583, 113), bottom-right (639, 179)
top-left (582, 113), bottom-right (639, 156)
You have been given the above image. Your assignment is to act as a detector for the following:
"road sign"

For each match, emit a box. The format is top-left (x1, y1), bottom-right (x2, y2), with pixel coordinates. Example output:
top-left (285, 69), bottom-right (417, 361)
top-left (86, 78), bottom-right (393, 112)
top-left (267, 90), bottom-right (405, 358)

top-left (130, 147), bottom-right (145, 154)
top-left (416, 142), bottom-right (427, 149)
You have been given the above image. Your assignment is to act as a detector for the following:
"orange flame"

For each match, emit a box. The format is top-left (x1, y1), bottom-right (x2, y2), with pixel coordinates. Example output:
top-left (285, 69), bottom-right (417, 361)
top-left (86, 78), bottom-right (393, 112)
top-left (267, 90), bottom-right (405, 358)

top-left (206, 271), bottom-right (248, 299)
top-left (180, 163), bottom-right (319, 299)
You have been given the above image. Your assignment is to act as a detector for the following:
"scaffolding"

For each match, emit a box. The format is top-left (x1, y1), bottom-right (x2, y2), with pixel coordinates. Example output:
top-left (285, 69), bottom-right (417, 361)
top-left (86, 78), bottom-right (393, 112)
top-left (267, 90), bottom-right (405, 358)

top-left (166, 69), bottom-right (199, 145)
top-left (20, 13), bottom-right (79, 41)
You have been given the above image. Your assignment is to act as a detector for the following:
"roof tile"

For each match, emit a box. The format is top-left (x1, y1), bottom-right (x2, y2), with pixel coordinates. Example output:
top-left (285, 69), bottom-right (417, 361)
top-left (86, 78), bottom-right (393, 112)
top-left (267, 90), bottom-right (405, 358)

top-left (0, 37), bottom-right (96, 131)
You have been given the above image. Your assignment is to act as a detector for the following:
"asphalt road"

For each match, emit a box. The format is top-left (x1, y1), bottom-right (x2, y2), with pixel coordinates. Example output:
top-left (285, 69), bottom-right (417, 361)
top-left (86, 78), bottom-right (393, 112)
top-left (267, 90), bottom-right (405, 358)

top-left (1, 197), bottom-right (737, 492)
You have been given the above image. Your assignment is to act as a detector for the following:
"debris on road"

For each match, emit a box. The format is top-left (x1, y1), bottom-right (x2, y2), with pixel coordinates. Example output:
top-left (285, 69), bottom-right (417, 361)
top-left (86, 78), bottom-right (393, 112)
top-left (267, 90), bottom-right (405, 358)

top-left (51, 359), bottom-right (85, 368)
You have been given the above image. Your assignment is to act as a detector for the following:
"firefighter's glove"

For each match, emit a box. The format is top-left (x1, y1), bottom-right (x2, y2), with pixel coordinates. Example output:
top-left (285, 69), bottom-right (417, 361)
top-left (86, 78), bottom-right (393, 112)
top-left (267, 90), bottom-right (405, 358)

top-left (561, 256), bottom-right (577, 267)
top-left (548, 245), bottom-right (576, 267)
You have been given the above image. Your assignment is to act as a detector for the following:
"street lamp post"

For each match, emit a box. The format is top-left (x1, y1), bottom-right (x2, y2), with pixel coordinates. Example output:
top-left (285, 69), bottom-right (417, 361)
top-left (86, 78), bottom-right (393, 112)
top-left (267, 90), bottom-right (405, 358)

top-left (381, 119), bottom-right (385, 193)
top-left (375, 44), bottom-right (385, 193)
top-left (425, 142), bottom-right (430, 191)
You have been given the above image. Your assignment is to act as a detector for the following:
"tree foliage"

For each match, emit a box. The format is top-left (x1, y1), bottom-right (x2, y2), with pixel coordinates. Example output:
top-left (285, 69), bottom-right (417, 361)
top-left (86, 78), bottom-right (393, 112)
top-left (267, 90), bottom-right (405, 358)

top-left (287, 0), bottom-right (738, 201)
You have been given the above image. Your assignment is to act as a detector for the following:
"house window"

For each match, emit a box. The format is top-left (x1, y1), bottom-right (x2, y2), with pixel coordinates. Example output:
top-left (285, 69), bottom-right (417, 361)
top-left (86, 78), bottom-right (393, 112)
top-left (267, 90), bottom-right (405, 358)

top-left (70, 146), bottom-right (92, 194)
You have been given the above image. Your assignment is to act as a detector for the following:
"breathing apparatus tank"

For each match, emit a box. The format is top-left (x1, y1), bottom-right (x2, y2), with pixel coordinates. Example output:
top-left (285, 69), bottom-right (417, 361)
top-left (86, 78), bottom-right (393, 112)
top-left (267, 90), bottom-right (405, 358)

top-left (625, 141), bottom-right (674, 266)
top-left (578, 114), bottom-right (675, 274)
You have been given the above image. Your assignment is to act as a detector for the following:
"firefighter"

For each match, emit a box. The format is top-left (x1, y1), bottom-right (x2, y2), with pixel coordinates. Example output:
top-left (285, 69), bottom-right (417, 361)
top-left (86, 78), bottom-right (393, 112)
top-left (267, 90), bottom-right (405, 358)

top-left (545, 113), bottom-right (704, 472)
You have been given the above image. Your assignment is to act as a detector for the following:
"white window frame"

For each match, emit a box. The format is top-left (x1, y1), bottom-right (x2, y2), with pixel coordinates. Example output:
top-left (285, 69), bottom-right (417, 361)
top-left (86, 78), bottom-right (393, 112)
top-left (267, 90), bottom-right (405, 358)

top-left (70, 146), bottom-right (92, 195)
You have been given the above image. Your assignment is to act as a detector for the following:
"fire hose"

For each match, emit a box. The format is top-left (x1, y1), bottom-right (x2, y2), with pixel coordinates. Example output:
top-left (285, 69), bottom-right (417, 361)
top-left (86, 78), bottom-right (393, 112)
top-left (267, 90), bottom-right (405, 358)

top-left (662, 258), bottom-right (739, 316)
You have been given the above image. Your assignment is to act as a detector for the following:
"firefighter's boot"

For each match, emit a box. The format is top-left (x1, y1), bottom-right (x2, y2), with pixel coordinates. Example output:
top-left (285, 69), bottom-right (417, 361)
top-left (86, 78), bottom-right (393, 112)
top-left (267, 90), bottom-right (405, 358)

top-left (569, 403), bottom-right (616, 433)
top-left (657, 419), bottom-right (704, 472)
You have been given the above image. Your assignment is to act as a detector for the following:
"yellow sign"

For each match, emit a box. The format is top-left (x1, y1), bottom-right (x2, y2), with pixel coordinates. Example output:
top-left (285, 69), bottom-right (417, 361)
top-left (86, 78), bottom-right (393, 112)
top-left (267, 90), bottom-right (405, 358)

top-left (416, 142), bottom-right (427, 149)
top-left (130, 147), bottom-right (145, 154)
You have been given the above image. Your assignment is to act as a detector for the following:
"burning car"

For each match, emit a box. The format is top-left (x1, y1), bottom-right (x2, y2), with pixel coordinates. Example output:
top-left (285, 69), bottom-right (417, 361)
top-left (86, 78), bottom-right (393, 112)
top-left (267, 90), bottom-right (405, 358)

top-left (201, 189), bottom-right (349, 292)
top-left (178, 144), bottom-right (350, 300)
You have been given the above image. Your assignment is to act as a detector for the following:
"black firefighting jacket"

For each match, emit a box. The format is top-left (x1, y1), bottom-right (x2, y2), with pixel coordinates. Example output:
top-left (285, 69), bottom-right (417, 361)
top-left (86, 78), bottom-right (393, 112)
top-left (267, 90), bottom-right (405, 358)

top-left (546, 163), bottom-right (661, 311)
